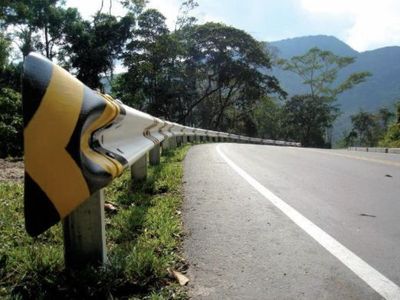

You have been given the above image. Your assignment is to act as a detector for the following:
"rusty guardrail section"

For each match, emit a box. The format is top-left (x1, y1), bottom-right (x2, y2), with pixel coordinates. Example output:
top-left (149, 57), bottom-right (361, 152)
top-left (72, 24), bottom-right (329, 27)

top-left (22, 53), bottom-right (300, 268)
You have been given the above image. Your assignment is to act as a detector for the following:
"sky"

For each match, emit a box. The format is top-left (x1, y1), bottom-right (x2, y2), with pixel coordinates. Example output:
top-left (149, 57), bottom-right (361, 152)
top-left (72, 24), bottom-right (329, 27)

top-left (66, 0), bottom-right (400, 52)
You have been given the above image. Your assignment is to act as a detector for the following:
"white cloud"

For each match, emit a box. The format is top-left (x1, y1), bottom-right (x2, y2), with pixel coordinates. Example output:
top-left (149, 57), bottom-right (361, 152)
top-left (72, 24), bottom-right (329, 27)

top-left (300, 0), bottom-right (400, 51)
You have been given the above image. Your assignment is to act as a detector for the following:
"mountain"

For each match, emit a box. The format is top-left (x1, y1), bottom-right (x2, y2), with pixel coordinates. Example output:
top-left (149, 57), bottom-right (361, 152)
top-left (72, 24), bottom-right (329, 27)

top-left (266, 35), bottom-right (400, 140)
top-left (269, 35), bottom-right (358, 58)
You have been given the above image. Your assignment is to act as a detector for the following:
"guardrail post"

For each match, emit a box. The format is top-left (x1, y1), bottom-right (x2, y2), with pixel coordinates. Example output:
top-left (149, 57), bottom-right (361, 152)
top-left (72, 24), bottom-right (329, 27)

top-left (149, 144), bottom-right (161, 165)
top-left (195, 135), bottom-right (200, 143)
top-left (63, 190), bottom-right (107, 269)
top-left (162, 138), bottom-right (169, 150)
top-left (131, 153), bottom-right (147, 182)
top-left (170, 137), bottom-right (177, 149)
top-left (176, 136), bottom-right (182, 147)
top-left (182, 135), bottom-right (187, 144)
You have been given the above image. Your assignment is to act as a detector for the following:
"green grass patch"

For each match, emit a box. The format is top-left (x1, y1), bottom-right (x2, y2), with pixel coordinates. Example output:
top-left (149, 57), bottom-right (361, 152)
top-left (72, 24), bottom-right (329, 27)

top-left (0, 145), bottom-right (191, 299)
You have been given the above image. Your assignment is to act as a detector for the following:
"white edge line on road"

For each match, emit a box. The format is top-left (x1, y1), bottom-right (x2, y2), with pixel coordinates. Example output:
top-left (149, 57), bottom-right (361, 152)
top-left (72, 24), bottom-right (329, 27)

top-left (216, 145), bottom-right (400, 300)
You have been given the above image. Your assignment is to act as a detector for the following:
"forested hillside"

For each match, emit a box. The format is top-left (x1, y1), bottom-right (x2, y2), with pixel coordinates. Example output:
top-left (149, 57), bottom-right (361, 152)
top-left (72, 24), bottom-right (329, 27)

top-left (267, 35), bottom-right (400, 138)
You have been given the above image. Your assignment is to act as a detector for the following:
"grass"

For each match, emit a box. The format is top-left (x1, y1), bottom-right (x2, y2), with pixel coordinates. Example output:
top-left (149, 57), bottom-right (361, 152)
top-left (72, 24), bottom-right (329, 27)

top-left (0, 144), bottom-right (191, 299)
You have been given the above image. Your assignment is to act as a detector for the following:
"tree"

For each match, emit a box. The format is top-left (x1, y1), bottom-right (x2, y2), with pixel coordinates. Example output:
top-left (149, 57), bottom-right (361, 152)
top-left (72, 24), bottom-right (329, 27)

top-left (175, 0), bottom-right (198, 31)
top-left (0, 32), bottom-right (20, 91)
top-left (347, 111), bottom-right (380, 147)
top-left (252, 96), bottom-right (283, 140)
top-left (60, 12), bottom-right (134, 89)
top-left (0, 32), bottom-right (9, 69)
top-left (115, 19), bottom-right (284, 134)
top-left (279, 47), bottom-right (370, 100)
top-left (344, 105), bottom-right (398, 147)
top-left (0, 88), bottom-right (22, 157)
top-left (377, 107), bottom-right (395, 131)
top-left (0, 32), bottom-right (23, 157)
top-left (0, 0), bottom-right (78, 60)
top-left (116, 9), bottom-right (181, 113)
top-left (281, 94), bottom-right (339, 147)
top-left (180, 22), bottom-right (284, 132)
top-left (379, 102), bottom-right (400, 148)
top-left (278, 47), bottom-right (370, 147)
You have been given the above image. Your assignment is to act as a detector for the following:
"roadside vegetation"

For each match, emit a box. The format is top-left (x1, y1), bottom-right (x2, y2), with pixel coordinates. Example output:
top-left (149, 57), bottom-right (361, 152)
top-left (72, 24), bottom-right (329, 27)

top-left (0, 145), bottom-right (191, 299)
top-left (339, 102), bottom-right (400, 148)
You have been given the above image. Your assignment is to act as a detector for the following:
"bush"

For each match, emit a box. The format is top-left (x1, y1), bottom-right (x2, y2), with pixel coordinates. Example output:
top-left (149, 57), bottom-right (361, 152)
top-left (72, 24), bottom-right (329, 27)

top-left (0, 88), bottom-right (23, 158)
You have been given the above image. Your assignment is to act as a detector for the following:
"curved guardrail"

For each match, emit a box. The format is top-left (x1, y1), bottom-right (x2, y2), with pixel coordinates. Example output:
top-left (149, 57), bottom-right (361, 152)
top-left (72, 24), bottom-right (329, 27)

top-left (348, 147), bottom-right (400, 154)
top-left (22, 53), bottom-right (300, 267)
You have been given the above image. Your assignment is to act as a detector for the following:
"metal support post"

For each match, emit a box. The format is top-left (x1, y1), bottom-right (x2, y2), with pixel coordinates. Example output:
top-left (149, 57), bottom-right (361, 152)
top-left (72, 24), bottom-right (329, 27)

top-left (63, 190), bottom-right (107, 269)
top-left (176, 136), bottom-right (182, 147)
top-left (169, 136), bottom-right (177, 149)
top-left (162, 138), bottom-right (169, 151)
top-left (149, 144), bottom-right (161, 165)
top-left (131, 153), bottom-right (147, 182)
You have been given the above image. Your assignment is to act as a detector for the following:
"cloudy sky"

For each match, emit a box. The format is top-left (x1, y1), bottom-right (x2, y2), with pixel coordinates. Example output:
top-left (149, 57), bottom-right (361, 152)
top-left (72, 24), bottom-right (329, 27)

top-left (66, 0), bottom-right (400, 52)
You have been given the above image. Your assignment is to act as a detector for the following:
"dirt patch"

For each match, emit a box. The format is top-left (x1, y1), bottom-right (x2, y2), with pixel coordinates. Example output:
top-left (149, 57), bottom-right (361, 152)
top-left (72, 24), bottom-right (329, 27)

top-left (0, 158), bottom-right (24, 182)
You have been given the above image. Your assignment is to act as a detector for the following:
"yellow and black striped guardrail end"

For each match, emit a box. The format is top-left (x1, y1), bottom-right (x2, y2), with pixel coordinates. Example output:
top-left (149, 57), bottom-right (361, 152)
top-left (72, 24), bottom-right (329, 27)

top-left (23, 53), bottom-right (128, 236)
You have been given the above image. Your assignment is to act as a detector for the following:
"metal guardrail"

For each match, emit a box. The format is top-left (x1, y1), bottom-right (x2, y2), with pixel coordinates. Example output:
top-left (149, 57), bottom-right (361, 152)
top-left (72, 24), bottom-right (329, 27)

top-left (22, 53), bottom-right (300, 268)
top-left (348, 147), bottom-right (400, 154)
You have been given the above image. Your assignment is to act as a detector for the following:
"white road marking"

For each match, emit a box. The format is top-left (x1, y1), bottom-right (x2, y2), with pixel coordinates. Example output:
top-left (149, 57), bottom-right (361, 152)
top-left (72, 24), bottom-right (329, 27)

top-left (216, 145), bottom-right (400, 300)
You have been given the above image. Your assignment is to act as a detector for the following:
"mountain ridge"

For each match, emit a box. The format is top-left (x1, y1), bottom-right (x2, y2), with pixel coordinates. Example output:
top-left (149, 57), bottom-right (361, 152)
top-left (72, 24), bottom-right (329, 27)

top-left (265, 35), bottom-right (400, 139)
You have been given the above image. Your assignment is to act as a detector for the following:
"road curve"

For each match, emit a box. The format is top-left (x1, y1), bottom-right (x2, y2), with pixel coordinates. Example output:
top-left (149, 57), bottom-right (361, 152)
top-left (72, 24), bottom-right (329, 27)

top-left (182, 143), bottom-right (400, 299)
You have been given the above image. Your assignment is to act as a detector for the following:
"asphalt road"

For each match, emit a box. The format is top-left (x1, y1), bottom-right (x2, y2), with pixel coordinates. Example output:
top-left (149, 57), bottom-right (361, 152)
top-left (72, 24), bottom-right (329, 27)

top-left (182, 143), bottom-right (400, 299)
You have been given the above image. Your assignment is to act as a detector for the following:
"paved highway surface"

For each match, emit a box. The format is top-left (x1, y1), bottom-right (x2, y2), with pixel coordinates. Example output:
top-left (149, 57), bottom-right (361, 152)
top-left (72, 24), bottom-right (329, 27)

top-left (182, 143), bottom-right (400, 299)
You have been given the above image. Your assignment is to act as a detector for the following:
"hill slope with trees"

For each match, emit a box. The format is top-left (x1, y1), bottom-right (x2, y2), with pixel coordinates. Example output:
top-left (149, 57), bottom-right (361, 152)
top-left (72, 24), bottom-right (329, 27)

top-left (267, 35), bottom-right (400, 139)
